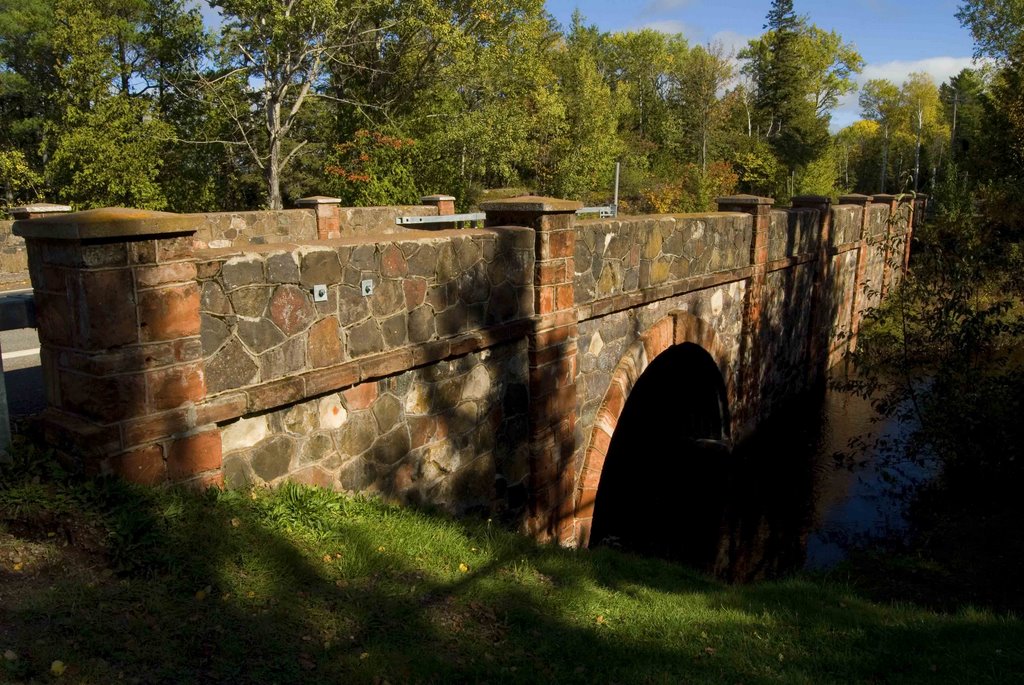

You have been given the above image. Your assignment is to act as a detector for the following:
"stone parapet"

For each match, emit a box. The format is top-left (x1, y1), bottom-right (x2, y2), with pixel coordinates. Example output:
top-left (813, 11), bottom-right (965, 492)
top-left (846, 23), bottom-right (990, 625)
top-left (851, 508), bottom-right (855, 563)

top-left (572, 213), bottom-right (752, 309)
top-left (196, 227), bottom-right (535, 398)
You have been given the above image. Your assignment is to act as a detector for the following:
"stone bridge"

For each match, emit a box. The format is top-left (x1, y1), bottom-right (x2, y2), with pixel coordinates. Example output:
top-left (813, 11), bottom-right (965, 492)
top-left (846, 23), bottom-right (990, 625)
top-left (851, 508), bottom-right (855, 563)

top-left (10, 192), bottom-right (915, 547)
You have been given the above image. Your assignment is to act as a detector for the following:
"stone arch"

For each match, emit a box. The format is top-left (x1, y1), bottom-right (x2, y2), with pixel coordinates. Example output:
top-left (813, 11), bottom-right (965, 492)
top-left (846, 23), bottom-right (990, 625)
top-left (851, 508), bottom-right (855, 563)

top-left (568, 310), bottom-right (734, 548)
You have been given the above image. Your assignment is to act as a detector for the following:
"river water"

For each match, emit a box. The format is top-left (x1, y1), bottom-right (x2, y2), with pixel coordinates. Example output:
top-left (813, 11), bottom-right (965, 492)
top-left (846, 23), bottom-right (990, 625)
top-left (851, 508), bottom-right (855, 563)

top-left (706, 364), bottom-right (935, 582)
top-left (589, 358), bottom-right (938, 582)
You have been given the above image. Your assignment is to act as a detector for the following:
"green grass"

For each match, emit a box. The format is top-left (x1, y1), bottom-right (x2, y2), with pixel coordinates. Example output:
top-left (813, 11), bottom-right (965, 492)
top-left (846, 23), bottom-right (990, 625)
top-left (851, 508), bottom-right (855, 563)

top-left (1, 442), bottom-right (1022, 684)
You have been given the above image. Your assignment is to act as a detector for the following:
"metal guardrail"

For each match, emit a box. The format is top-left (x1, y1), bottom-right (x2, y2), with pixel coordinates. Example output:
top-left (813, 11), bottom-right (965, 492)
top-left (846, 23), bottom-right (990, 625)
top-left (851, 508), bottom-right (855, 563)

top-left (396, 213), bottom-right (486, 226)
top-left (396, 205), bottom-right (619, 227)
top-left (577, 205), bottom-right (617, 218)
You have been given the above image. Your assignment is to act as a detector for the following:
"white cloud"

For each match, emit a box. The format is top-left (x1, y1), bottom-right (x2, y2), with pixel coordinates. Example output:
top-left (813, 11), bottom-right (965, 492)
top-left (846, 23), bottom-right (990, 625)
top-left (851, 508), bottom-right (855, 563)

top-left (640, 19), bottom-right (698, 36)
top-left (859, 56), bottom-right (984, 86)
top-left (708, 30), bottom-right (753, 56)
top-left (830, 56), bottom-right (990, 131)
top-left (642, 0), bottom-right (694, 15)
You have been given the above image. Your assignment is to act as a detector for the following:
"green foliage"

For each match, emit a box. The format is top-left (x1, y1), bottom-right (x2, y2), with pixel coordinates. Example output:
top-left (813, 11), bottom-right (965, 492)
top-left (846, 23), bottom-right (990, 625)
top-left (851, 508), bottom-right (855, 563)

top-left (0, 148), bottom-right (42, 206)
top-left (48, 94), bottom-right (171, 209)
top-left (956, 0), bottom-right (1024, 59)
top-left (324, 129), bottom-right (420, 206)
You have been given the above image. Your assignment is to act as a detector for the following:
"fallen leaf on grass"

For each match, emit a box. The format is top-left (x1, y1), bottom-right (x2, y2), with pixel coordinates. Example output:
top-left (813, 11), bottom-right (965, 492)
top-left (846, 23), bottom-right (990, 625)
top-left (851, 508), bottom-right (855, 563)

top-left (4, 650), bottom-right (17, 661)
top-left (595, 615), bottom-right (606, 625)
top-left (458, 563), bottom-right (469, 573)
top-left (50, 660), bottom-right (66, 676)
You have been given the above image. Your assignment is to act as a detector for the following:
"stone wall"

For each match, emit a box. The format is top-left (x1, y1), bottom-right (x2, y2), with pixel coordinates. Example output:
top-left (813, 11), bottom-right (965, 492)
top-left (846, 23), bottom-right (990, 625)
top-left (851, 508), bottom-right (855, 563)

top-left (767, 208), bottom-right (819, 260)
top-left (0, 220), bottom-right (28, 286)
top-left (338, 205), bottom-right (437, 236)
top-left (573, 213), bottom-right (752, 308)
top-left (197, 228), bottom-right (535, 398)
top-left (191, 205), bottom-right (441, 249)
top-left (221, 340), bottom-right (530, 516)
top-left (194, 210), bottom-right (318, 248)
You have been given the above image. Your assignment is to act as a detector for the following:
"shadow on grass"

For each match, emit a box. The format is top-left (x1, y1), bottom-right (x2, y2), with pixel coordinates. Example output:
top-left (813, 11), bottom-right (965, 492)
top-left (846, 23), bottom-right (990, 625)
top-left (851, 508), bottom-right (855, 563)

top-left (2, 460), bottom-right (1023, 684)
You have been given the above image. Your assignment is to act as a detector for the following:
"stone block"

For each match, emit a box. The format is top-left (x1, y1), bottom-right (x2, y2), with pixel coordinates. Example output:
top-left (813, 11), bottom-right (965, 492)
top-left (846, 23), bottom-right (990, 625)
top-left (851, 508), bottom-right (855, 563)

top-left (147, 362), bottom-right (205, 412)
top-left (228, 286), bottom-right (272, 319)
top-left (237, 317), bottom-right (286, 354)
top-left (300, 249), bottom-right (343, 287)
top-left (221, 414), bottom-right (270, 453)
top-left (250, 435), bottom-right (296, 481)
top-left (308, 316), bottom-right (343, 368)
top-left (267, 252), bottom-right (300, 283)
top-left (201, 280), bottom-right (231, 315)
top-left (343, 382), bottom-right (378, 411)
top-left (381, 245), bottom-right (408, 277)
top-left (167, 430), bottom-right (222, 480)
top-left (138, 283), bottom-right (201, 342)
top-left (347, 318), bottom-right (384, 357)
top-left (269, 284), bottom-right (316, 336)
top-left (261, 336), bottom-right (306, 379)
top-left (205, 337), bottom-right (258, 394)
top-left (201, 314), bottom-right (232, 356)
top-left (106, 445), bottom-right (166, 485)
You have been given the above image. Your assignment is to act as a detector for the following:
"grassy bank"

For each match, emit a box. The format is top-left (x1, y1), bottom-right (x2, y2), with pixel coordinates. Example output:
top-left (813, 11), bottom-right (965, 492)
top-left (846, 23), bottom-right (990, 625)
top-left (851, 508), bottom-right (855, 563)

top-left (1, 441), bottom-right (1021, 684)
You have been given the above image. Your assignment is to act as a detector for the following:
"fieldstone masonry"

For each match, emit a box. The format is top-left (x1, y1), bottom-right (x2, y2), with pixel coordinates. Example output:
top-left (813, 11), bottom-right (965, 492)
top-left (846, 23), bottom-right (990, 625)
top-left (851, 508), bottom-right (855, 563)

top-left (13, 191), bottom-right (912, 548)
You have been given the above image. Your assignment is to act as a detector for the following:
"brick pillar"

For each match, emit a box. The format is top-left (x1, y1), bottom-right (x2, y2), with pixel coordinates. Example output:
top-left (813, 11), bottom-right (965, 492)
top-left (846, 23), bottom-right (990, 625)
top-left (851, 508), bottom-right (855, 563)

top-left (838, 194), bottom-right (873, 352)
top-left (420, 194), bottom-right (456, 216)
top-left (14, 208), bottom-right (221, 487)
top-left (717, 195), bottom-right (772, 436)
top-left (8, 203), bottom-right (73, 221)
top-left (296, 196), bottom-right (342, 240)
top-left (481, 196), bottom-right (582, 544)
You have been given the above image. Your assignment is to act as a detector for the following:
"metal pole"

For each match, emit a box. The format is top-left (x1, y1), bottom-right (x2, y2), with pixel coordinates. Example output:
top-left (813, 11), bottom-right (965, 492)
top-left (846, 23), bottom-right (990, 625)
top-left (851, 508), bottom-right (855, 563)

top-left (613, 162), bottom-right (620, 217)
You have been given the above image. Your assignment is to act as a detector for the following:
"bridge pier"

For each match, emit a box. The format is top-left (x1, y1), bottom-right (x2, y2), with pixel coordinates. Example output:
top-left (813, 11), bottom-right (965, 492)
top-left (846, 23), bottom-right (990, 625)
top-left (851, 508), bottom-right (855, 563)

top-left (482, 197), bottom-right (582, 543)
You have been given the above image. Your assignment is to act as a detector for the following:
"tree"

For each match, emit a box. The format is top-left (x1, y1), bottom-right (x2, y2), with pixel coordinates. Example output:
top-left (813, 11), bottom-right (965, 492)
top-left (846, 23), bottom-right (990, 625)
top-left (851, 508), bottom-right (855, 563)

top-left (798, 26), bottom-right (863, 118)
top-left (956, 0), bottom-right (1024, 59)
top-left (0, 0), bottom-right (59, 177)
top-left (540, 13), bottom-right (623, 201)
top-left (46, 0), bottom-right (171, 209)
top-left (672, 42), bottom-right (733, 175)
top-left (901, 73), bottom-right (943, 191)
top-left (740, 1), bottom-right (831, 178)
top-left (859, 79), bottom-right (903, 192)
top-left (200, 0), bottom-right (377, 209)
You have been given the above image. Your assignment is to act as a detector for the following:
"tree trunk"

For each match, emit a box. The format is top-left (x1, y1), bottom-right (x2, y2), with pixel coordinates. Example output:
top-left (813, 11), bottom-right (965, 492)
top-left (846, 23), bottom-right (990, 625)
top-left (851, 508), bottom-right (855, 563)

top-left (267, 138), bottom-right (282, 210)
top-left (914, 110), bottom-right (922, 192)
top-left (880, 126), bottom-right (889, 193)
top-left (266, 95), bottom-right (283, 210)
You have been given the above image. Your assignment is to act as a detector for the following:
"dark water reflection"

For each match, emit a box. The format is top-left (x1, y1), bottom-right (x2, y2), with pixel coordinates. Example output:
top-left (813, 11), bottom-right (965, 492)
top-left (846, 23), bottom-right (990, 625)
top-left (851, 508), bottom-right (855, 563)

top-left (592, 361), bottom-right (934, 583)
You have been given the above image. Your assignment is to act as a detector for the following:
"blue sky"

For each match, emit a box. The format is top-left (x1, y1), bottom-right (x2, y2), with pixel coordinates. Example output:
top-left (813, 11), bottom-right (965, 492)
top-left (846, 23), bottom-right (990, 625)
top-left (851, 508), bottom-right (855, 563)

top-left (547, 0), bottom-right (982, 129)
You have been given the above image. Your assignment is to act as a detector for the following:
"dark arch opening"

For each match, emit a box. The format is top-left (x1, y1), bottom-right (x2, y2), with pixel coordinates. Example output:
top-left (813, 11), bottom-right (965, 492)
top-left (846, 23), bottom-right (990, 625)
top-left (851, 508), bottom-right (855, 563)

top-left (590, 342), bottom-right (732, 567)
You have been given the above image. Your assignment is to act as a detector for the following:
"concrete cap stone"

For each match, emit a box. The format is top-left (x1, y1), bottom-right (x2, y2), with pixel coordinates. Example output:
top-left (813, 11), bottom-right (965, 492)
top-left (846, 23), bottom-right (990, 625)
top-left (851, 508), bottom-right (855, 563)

top-left (480, 196), bottom-right (582, 213)
top-left (8, 203), bottom-right (72, 219)
top-left (791, 195), bottom-right (831, 205)
top-left (13, 207), bottom-right (201, 240)
top-left (871, 194), bottom-right (899, 203)
top-left (420, 194), bottom-right (456, 202)
top-left (716, 194), bottom-right (774, 206)
top-left (295, 196), bottom-right (342, 206)
top-left (837, 194), bottom-right (871, 205)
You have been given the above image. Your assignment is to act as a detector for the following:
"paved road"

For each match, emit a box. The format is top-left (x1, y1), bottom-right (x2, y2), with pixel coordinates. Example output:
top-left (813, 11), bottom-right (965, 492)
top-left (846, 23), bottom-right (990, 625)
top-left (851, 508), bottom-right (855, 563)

top-left (1, 288), bottom-right (44, 417)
